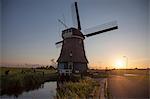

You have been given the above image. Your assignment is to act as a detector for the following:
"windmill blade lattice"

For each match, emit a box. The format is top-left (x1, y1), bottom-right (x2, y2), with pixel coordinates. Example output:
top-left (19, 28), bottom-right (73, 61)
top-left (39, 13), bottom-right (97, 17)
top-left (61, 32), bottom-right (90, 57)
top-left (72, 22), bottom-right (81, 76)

top-left (84, 21), bottom-right (118, 37)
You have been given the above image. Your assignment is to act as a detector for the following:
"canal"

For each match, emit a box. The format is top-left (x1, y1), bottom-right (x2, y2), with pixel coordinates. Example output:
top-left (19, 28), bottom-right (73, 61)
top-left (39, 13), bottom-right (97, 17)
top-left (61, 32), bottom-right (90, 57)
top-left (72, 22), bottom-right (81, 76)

top-left (0, 81), bottom-right (57, 99)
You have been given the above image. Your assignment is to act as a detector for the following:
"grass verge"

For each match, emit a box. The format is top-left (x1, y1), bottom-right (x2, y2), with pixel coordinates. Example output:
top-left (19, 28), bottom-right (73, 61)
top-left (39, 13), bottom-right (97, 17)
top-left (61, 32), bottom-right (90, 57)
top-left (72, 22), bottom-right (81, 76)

top-left (56, 77), bottom-right (100, 98)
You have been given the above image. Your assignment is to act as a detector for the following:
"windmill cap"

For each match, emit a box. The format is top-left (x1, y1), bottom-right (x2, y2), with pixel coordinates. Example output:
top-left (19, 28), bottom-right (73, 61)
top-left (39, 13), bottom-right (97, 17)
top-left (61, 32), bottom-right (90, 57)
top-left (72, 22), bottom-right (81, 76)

top-left (62, 27), bottom-right (85, 39)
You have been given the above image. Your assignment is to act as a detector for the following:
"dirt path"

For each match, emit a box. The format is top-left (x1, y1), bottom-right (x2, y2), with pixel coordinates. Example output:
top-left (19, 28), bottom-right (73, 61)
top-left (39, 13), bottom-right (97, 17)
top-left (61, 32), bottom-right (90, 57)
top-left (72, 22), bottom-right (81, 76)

top-left (95, 78), bottom-right (107, 99)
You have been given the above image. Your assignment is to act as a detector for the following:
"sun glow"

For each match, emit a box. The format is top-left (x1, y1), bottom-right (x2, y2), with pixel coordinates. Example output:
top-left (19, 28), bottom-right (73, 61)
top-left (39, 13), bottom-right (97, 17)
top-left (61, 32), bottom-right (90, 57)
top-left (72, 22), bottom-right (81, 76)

top-left (115, 59), bottom-right (125, 69)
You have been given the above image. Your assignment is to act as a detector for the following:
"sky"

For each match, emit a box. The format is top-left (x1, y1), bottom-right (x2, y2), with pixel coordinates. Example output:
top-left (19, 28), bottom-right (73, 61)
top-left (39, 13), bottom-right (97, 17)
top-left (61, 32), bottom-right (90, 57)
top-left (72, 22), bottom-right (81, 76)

top-left (1, 0), bottom-right (149, 69)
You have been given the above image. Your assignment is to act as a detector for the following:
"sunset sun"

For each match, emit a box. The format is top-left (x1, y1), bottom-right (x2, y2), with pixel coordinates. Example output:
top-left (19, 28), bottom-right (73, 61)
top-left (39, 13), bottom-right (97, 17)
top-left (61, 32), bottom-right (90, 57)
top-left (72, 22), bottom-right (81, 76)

top-left (115, 59), bottom-right (124, 69)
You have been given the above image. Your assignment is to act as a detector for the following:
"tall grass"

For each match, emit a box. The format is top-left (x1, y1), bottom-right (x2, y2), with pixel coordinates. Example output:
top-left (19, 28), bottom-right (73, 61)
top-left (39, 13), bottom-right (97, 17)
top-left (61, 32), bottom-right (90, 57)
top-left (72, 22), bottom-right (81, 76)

top-left (56, 77), bottom-right (99, 98)
top-left (0, 67), bottom-right (57, 96)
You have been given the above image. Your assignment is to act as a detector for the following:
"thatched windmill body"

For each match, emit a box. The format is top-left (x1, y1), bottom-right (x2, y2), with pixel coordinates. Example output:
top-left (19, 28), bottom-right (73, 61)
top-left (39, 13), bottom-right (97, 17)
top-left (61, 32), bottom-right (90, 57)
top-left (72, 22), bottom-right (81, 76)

top-left (56, 2), bottom-right (118, 76)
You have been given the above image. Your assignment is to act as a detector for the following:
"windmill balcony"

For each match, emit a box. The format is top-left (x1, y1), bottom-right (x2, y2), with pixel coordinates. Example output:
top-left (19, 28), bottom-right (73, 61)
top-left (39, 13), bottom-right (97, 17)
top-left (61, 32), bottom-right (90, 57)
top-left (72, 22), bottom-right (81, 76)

top-left (58, 69), bottom-right (72, 75)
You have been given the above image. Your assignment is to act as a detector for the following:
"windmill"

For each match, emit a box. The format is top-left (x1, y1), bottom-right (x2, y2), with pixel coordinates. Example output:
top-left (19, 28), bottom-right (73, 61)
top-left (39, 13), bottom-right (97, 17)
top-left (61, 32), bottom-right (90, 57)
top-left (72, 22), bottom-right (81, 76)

top-left (56, 2), bottom-right (118, 77)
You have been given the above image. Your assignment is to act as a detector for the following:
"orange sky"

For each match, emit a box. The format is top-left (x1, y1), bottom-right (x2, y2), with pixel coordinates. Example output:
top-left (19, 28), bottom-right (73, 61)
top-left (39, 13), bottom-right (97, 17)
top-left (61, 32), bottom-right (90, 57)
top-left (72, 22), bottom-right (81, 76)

top-left (1, 0), bottom-right (149, 69)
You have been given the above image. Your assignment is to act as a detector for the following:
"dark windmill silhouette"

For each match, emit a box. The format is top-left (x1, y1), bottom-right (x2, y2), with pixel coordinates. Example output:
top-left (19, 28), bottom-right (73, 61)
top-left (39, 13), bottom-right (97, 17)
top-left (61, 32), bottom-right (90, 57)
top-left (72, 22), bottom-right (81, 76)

top-left (56, 2), bottom-right (118, 78)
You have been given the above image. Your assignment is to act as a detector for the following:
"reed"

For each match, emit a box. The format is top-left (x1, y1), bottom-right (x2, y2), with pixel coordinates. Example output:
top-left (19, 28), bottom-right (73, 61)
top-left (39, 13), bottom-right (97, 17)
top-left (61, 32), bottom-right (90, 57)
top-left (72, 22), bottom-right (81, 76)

top-left (56, 77), bottom-right (99, 98)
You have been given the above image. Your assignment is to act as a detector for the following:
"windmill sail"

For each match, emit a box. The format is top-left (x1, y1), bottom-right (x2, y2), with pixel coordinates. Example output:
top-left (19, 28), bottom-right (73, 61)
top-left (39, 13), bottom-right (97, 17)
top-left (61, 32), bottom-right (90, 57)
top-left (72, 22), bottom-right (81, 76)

top-left (55, 41), bottom-right (63, 45)
top-left (75, 2), bottom-right (81, 30)
top-left (72, 2), bottom-right (81, 30)
top-left (84, 21), bottom-right (118, 37)
top-left (56, 42), bottom-right (62, 48)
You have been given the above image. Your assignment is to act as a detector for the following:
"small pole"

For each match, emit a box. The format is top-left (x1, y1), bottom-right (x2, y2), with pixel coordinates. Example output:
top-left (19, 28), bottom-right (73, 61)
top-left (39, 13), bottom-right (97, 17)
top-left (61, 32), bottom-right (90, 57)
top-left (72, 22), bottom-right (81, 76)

top-left (123, 56), bottom-right (128, 74)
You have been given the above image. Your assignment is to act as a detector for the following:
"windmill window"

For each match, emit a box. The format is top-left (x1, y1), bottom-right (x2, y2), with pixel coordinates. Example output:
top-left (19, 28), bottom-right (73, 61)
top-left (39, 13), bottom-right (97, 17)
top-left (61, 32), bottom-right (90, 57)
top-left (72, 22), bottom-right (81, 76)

top-left (64, 65), bottom-right (68, 69)
top-left (69, 29), bottom-right (72, 33)
top-left (69, 51), bottom-right (72, 57)
top-left (58, 63), bottom-right (64, 69)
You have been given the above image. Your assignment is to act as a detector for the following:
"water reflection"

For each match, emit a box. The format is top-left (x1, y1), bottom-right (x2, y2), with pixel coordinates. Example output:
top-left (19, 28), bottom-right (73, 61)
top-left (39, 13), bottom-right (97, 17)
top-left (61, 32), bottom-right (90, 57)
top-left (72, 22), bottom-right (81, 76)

top-left (1, 83), bottom-right (43, 97)
top-left (0, 82), bottom-right (57, 99)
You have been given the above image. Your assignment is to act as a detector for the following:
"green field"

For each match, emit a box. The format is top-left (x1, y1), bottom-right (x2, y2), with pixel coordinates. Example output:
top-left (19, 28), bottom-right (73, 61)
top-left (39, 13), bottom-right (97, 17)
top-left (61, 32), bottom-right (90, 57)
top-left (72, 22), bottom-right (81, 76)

top-left (0, 67), bottom-right (57, 96)
top-left (109, 69), bottom-right (149, 76)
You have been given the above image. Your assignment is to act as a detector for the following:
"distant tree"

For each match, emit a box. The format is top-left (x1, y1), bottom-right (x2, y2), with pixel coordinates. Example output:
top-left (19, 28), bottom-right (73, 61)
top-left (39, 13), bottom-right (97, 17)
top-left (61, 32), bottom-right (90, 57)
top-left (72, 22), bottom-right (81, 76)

top-left (50, 58), bottom-right (57, 68)
top-left (112, 68), bottom-right (116, 70)
top-left (49, 65), bottom-right (56, 70)
top-left (46, 65), bottom-right (49, 69)
top-left (5, 70), bottom-right (10, 75)
top-left (147, 68), bottom-right (149, 70)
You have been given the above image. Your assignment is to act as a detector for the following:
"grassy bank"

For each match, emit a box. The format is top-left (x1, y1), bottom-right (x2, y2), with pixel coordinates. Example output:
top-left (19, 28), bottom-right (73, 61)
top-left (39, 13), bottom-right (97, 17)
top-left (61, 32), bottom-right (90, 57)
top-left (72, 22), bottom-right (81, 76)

top-left (56, 77), bottom-right (100, 98)
top-left (0, 67), bottom-right (57, 96)
top-left (109, 69), bottom-right (149, 76)
top-left (91, 73), bottom-right (109, 78)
